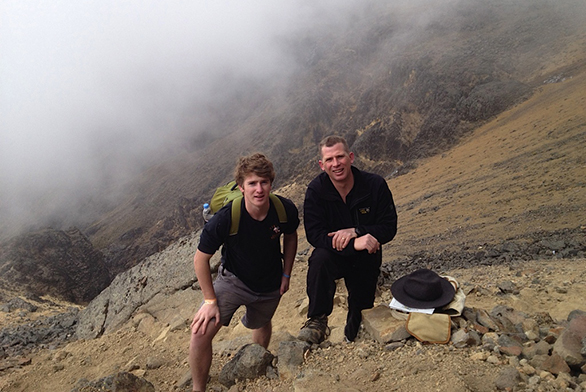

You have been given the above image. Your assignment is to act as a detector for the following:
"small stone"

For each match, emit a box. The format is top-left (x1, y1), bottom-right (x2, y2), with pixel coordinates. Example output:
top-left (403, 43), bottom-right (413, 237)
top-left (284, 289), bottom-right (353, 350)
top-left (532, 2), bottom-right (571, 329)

top-left (470, 352), bottom-right (488, 361)
top-left (527, 375), bottom-right (540, 385)
top-left (384, 342), bottom-right (404, 351)
top-left (520, 364), bottom-right (536, 376)
top-left (539, 370), bottom-right (555, 381)
top-left (146, 356), bottom-right (165, 370)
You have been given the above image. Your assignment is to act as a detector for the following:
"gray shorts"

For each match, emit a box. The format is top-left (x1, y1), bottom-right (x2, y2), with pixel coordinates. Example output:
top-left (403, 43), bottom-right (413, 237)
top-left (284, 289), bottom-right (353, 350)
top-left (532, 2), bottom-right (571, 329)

top-left (205, 265), bottom-right (281, 329)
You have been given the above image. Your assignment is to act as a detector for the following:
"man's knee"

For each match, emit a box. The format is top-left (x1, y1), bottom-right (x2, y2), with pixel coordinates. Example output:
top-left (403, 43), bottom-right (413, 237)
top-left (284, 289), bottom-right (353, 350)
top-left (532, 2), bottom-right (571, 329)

top-left (190, 323), bottom-right (219, 350)
top-left (308, 248), bottom-right (336, 270)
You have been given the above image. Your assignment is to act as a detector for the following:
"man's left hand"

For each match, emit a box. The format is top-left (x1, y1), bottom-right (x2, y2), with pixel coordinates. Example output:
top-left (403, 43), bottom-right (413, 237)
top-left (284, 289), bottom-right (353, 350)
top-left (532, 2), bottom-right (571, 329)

top-left (328, 228), bottom-right (358, 251)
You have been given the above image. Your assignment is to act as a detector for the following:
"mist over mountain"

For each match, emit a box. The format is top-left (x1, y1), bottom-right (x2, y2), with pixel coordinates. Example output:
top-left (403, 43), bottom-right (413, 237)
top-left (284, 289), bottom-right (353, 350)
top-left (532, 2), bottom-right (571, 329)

top-left (0, 0), bottom-right (359, 237)
top-left (2, 0), bottom-right (585, 276)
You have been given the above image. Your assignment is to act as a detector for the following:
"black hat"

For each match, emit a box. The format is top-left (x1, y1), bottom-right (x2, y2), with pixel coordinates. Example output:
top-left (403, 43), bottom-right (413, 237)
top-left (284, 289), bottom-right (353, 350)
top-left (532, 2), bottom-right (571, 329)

top-left (390, 269), bottom-right (455, 308)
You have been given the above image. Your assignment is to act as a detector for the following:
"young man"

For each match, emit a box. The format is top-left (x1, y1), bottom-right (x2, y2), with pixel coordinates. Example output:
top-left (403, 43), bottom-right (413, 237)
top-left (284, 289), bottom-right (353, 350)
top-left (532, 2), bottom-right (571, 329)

top-left (298, 135), bottom-right (397, 343)
top-left (189, 153), bottom-right (299, 392)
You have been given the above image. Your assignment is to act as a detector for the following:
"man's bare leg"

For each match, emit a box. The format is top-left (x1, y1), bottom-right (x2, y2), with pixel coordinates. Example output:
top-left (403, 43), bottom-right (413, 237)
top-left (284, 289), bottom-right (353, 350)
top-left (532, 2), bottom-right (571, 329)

top-left (252, 321), bottom-right (272, 348)
top-left (189, 321), bottom-right (222, 392)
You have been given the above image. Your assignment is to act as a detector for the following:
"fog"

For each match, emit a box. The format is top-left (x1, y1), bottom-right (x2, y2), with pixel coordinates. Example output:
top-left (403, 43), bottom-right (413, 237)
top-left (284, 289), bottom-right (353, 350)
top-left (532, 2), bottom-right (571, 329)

top-left (2, 0), bottom-right (584, 239)
top-left (0, 0), bottom-right (369, 236)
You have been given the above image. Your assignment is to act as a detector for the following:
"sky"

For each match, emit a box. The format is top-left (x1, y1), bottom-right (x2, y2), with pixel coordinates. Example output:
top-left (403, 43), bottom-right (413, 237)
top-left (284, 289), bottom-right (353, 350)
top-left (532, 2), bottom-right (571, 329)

top-left (2, 0), bottom-right (583, 237)
top-left (0, 0), bottom-right (365, 235)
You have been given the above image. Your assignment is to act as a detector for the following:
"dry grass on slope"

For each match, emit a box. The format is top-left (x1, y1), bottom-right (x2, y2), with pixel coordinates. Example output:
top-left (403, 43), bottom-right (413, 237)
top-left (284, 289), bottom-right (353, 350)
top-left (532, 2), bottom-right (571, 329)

top-left (387, 64), bottom-right (586, 261)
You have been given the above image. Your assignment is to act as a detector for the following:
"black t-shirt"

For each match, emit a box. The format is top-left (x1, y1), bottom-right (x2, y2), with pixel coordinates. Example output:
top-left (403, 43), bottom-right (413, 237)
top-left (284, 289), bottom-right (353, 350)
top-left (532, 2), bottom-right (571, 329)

top-left (198, 195), bottom-right (299, 293)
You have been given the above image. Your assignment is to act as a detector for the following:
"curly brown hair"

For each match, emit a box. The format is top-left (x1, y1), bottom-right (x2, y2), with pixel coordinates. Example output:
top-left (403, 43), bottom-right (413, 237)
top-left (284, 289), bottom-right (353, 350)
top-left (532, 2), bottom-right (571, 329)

top-left (234, 153), bottom-right (275, 186)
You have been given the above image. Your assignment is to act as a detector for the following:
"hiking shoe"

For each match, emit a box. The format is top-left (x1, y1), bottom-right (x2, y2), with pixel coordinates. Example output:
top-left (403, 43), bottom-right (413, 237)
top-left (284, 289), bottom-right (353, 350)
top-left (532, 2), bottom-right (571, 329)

top-left (297, 315), bottom-right (330, 344)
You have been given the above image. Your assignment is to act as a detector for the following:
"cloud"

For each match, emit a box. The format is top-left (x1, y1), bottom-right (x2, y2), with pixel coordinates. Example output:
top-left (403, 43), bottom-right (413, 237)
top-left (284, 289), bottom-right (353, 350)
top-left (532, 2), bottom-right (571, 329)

top-left (3, 0), bottom-right (583, 237)
top-left (0, 0), bottom-right (368, 235)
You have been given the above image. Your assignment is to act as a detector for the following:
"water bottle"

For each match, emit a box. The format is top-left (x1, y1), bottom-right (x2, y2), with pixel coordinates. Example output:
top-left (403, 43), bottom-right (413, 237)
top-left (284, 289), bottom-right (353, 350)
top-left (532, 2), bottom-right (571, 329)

top-left (202, 203), bottom-right (213, 223)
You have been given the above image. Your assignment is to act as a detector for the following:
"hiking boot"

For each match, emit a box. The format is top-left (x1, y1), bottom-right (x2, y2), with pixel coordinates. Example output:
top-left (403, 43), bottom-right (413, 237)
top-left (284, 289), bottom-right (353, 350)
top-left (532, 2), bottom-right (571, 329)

top-left (297, 315), bottom-right (330, 344)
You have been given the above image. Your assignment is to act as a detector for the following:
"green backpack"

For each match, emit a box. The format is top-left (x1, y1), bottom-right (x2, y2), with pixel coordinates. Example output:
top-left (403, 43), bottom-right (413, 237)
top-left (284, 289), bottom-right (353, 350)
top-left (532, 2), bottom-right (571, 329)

top-left (209, 181), bottom-right (287, 235)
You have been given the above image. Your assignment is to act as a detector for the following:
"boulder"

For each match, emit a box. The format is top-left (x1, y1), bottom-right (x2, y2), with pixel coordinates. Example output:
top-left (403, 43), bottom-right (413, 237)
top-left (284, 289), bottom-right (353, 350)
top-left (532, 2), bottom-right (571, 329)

top-left (219, 343), bottom-right (274, 387)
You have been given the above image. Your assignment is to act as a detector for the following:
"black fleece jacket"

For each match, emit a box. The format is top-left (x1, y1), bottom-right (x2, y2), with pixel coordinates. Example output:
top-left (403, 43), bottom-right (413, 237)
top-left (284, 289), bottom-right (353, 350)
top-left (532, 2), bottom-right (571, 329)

top-left (304, 166), bottom-right (398, 260)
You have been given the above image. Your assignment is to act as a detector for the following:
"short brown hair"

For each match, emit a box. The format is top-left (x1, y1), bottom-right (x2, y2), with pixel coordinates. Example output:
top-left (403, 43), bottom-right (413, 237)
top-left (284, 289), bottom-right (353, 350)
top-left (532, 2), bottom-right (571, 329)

top-left (319, 135), bottom-right (350, 157)
top-left (234, 153), bottom-right (275, 186)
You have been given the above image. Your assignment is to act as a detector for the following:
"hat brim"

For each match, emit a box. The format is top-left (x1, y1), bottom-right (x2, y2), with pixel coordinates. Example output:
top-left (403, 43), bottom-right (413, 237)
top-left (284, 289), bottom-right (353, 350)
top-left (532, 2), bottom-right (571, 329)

top-left (391, 274), bottom-right (455, 309)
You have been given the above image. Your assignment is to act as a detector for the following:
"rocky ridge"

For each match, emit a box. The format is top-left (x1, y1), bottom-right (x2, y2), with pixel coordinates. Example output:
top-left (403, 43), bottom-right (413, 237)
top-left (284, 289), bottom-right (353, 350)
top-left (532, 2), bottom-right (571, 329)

top-left (1, 240), bottom-right (585, 391)
top-left (0, 228), bottom-right (111, 304)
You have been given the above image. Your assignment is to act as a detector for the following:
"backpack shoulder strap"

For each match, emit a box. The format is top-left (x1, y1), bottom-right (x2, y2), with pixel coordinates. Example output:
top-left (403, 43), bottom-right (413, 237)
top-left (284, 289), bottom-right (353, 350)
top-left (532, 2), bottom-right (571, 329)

top-left (229, 196), bottom-right (243, 236)
top-left (269, 194), bottom-right (287, 224)
top-left (229, 194), bottom-right (288, 236)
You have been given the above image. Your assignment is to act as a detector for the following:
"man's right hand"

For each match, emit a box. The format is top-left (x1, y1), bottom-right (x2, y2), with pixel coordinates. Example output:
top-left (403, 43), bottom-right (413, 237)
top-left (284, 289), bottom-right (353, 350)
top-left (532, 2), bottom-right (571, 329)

top-left (353, 234), bottom-right (380, 254)
top-left (190, 302), bottom-right (220, 335)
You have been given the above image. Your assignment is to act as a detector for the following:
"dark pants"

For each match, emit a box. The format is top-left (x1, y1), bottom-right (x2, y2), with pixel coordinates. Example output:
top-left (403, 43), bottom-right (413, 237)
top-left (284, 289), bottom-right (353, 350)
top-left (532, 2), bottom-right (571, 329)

top-left (306, 247), bottom-right (381, 340)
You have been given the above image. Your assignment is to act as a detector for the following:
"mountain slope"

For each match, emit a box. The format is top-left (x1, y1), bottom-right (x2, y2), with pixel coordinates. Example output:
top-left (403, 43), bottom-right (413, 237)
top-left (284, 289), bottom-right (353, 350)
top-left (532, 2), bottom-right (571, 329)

top-left (82, 0), bottom-right (586, 274)
top-left (387, 61), bottom-right (586, 262)
top-left (1, 61), bottom-right (585, 390)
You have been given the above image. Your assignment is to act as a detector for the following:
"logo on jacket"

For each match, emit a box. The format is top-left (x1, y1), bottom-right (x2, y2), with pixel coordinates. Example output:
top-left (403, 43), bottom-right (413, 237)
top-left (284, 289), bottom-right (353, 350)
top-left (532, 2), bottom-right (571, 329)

top-left (270, 225), bottom-right (282, 240)
top-left (358, 207), bottom-right (370, 214)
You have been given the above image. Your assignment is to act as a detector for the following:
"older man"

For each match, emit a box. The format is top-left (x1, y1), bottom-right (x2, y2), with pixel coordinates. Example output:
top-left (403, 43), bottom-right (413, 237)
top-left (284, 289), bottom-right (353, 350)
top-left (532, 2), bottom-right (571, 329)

top-left (298, 135), bottom-right (397, 343)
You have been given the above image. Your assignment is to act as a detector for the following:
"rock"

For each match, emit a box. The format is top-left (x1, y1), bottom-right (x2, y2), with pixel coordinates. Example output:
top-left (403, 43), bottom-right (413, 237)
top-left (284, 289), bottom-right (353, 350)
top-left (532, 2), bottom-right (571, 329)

top-left (145, 356), bottom-right (165, 370)
top-left (528, 354), bottom-right (548, 370)
top-left (451, 329), bottom-right (480, 348)
top-left (0, 228), bottom-right (111, 304)
top-left (497, 280), bottom-right (518, 294)
top-left (540, 239), bottom-right (566, 251)
top-left (475, 308), bottom-right (499, 331)
top-left (70, 372), bottom-right (155, 392)
top-left (567, 311), bottom-right (586, 336)
top-left (522, 318), bottom-right (540, 341)
top-left (389, 325), bottom-right (412, 342)
top-left (527, 375), bottom-right (540, 385)
top-left (462, 307), bottom-right (477, 323)
top-left (490, 305), bottom-right (529, 334)
top-left (277, 340), bottom-right (310, 380)
top-left (497, 334), bottom-right (523, 354)
top-left (553, 313), bottom-right (586, 368)
top-left (481, 332), bottom-right (499, 351)
top-left (556, 371), bottom-right (574, 387)
top-left (522, 340), bottom-right (551, 360)
top-left (568, 309), bottom-right (586, 321)
top-left (499, 345), bottom-right (522, 357)
top-left (541, 353), bottom-right (571, 375)
top-left (76, 231), bottom-right (209, 339)
top-left (0, 307), bottom-right (79, 359)
top-left (361, 305), bottom-right (406, 343)
top-left (0, 298), bottom-right (38, 313)
top-left (470, 351), bottom-right (489, 361)
top-left (297, 298), bottom-right (309, 316)
top-left (518, 359), bottom-right (536, 376)
top-left (218, 343), bottom-right (274, 387)
top-left (384, 342), bottom-right (404, 351)
top-left (494, 366), bottom-right (521, 390)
